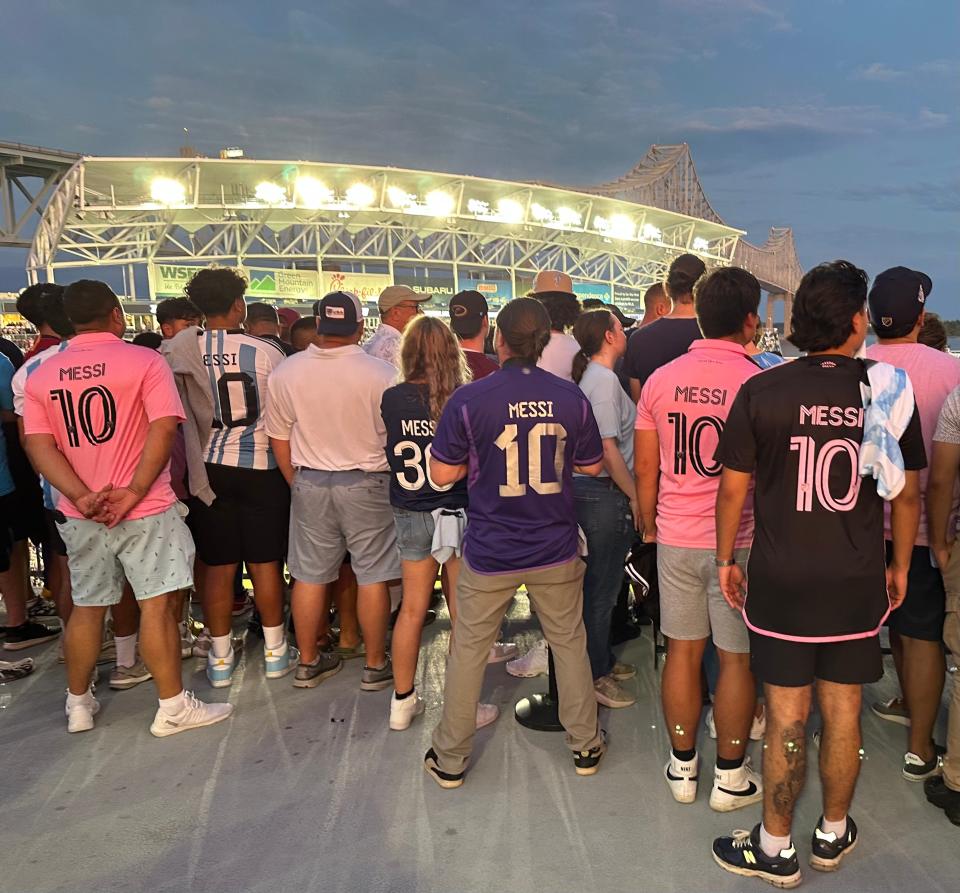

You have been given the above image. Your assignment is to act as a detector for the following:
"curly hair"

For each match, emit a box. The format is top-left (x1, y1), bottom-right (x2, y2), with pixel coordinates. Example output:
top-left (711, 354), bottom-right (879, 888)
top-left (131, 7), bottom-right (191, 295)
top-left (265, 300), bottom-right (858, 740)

top-left (789, 260), bottom-right (868, 353)
top-left (399, 316), bottom-right (471, 422)
top-left (184, 267), bottom-right (248, 318)
top-left (535, 291), bottom-right (581, 332)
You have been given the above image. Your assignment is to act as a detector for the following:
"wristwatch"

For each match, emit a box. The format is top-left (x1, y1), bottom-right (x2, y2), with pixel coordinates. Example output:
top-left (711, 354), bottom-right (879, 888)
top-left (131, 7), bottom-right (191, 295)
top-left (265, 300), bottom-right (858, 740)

top-left (715, 557), bottom-right (736, 568)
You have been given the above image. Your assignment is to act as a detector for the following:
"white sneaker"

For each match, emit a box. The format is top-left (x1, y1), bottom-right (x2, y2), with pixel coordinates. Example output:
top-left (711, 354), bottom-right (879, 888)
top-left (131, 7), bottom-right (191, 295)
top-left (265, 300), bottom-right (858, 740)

top-left (488, 642), bottom-right (519, 664)
top-left (206, 647), bottom-right (236, 688)
top-left (705, 706), bottom-right (766, 741)
top-left (389, 691), bottom-right (425, 731)
top-left (709, 758), bottom-right (763, 812)
top-left (149, 690), bottom-right (234, 738)
top-left (65, 690), bottom-right (100, 733)
top-left (506, 638), bottom-right (548, 678)
top-left (476, 702), bottom-right (500, 729)
top-left (664, 752), bottom-right (699, 803)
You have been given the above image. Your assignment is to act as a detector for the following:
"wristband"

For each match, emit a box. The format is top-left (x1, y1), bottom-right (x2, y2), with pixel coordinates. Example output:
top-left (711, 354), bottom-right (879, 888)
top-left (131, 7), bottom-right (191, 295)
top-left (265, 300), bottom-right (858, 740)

top-left (715, 557), bottom-right (736, 568)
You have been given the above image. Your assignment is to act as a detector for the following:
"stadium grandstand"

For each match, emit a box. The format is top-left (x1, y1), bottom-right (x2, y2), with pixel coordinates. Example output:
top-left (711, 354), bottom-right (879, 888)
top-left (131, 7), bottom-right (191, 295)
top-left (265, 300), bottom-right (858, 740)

top-left (1, 139), bottom-right (802, 333)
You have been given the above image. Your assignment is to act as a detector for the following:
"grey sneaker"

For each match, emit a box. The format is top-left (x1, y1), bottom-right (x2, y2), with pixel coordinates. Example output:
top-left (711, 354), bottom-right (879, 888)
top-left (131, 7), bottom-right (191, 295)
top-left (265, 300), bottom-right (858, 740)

top-left (109, 660), bottom-right (153, 690)
top-left (871, 697), bottom-right (910, 726)
top-left (292, 652), bottom-right (343, 689)
top-left (593, 674), bottom-right (636, 708)
top-left (0, 658), bottom-right (34, 682)
top-left (361, 658), bottom-right (394, 691)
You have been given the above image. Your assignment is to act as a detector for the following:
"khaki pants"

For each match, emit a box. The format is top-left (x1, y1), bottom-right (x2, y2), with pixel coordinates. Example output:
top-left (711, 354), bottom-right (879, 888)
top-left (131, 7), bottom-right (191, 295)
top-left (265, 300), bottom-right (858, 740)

top-left (431, 556), bottom-right (601, 774)
top-left (943, 547), bottom-right (960, 791)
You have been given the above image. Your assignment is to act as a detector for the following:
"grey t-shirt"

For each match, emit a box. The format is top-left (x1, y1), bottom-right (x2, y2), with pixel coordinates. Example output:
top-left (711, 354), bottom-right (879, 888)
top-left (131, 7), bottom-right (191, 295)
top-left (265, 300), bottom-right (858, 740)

top-left (934, 386), bottom-right (960, 444)
top-left (577, 360), bottom-right (637, 474)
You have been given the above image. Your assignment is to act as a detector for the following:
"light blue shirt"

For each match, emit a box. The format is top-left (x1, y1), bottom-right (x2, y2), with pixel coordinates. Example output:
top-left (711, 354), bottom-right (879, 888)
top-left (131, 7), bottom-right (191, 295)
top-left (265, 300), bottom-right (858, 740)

top-left (577, 360), bottom-right (636, 474)
top-left (0, 355), bottom-right (15, 497)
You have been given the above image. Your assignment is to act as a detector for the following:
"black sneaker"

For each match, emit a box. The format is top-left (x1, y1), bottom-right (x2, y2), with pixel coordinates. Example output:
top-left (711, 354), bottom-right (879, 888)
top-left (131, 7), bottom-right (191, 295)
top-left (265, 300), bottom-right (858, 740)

top-left (423, 748), bottom-right (464, 789)
top-left (810, 815), bottom-right (858, 871)
top-left (903, 750), bottom-right (944, 782)
top-left (925, 776), bottom-right (960, 811)
top-left (712, 824), bottom-right (802, 889)
top-left (574, 729), bottom-right (607, 776)
top-left (2, 620), bottom-right (61, 651)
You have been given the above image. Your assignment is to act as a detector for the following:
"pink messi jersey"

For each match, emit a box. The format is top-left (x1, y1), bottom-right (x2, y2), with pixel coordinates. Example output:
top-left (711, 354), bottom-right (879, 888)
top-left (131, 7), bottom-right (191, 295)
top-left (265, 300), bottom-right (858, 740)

top-left (22, 332), bottom-right (185, 520)
top-left (636, 339), bottom-right (761, 549)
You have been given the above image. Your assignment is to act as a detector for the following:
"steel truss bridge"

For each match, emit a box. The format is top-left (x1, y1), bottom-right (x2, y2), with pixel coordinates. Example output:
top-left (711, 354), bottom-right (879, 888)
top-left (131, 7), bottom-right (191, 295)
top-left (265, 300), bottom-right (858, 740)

top-left (4, 140), bottom-right (802, 329)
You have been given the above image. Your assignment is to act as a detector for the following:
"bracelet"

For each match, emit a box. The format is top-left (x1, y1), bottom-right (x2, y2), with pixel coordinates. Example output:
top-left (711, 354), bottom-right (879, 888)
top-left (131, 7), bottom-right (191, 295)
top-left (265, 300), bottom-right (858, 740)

top-left (715, 557), bottom-right (736, 568)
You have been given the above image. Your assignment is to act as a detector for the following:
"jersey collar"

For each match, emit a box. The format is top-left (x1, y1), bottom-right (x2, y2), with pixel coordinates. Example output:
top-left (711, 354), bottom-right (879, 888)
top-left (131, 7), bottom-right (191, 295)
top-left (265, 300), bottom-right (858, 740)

top-left (70, 332), bottom-right (120, 345)
top-left (687, 339), bottom-right (750, 358)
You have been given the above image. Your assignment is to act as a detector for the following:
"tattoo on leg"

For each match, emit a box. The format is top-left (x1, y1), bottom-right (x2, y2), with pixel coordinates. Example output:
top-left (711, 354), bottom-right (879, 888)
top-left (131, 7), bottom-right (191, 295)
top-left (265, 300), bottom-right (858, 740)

top-left (772, 721), bottom-right (806, 820)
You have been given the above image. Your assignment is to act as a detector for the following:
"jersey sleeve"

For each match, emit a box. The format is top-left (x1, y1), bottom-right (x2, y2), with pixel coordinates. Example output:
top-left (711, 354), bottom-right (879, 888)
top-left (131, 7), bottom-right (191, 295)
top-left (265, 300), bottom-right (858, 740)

top-left (431, 395), bottom-right (469, 465)
top-left (0, 356), bottom-right (13, 413)
top-left (934, 388), bottom-right (960, 444)
top-left (574, 397), bottom-right (604, 465)
top-left (715, 384), bottom-right (756, 473)
top-left (264, 368), bottom-right (294, 441)
top-left (142, 354), bottom-right (186, 423)
top-left (899, 402), bottom-right (927, 470)
top-left (11, 364), bottom-right (28, 416)
top-left (21, 374), bottom-right (54, 436)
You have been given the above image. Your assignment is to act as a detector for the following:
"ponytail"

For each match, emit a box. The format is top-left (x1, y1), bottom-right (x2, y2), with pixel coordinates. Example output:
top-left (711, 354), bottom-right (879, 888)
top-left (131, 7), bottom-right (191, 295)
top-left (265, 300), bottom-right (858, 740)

top-left (571, 347), bottom-right (590, 384)
top-left (571, 309), bottom-right (615, 382)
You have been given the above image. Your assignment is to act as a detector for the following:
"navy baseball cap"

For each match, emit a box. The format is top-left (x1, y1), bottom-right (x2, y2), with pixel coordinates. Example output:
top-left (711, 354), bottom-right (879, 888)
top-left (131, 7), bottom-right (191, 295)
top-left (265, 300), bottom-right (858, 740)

top-left (316, 290), bottom-right (362, 335)
top-left (868, 267), bottom-right (932, 338)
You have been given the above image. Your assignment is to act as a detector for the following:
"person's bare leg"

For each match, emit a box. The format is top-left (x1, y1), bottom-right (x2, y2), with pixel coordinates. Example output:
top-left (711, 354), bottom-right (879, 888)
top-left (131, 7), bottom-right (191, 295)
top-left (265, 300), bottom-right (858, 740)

top-left (358, 581), bottom-right (390, 669)
top-left (333, 563), bottom-right (360, 648)
top-left (137, 594), bottom-right (183, 699)
top-left (65, 605), bottom-right (109, 694)
top-left (441, 563), bottom-right (457, 627)
top-left (392, 556), bottom-right (440, 693)
top-left (111, 582), bottom-right (139, 637)
top-left (0, 544), bottom-right (30, 627)
top-left (901, 635), bottom-right (946, 761)
top-left (202, 562), bottom-right (239, 638)
top-left (762, 683), bottom-right (812, 837)
top-left (662, 637), bottom-right (708, 750)
top-left (49, 553), bottom-right (72, 626)
top-left (817, 680), bottom-right (863, 822)
top-left (885, 628), bottom-right (907, 714)
top-left (714, 648), bottom-right (756, 761)
top-left (247, 561), bottom-right (285, 629)
top-left (292, 580), bottom-right (331, 665)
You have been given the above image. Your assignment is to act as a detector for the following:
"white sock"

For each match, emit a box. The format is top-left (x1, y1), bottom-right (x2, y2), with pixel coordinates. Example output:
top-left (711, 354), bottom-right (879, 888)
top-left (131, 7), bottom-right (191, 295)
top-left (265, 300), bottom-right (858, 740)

top-left (759, 824), bottom-right (791, 859)
top-left (158, 690), bottom-right (187, 716)
top-left (263, 624), bottom-right (285, 651)
top-left (821, 816), bottom-right (847, 838)
top-left (114, 633), bottom-right (137, 668)
top-left (66, 689), bottom-right (92, 707)
top-left (211, 635), bottom-right (232, 659)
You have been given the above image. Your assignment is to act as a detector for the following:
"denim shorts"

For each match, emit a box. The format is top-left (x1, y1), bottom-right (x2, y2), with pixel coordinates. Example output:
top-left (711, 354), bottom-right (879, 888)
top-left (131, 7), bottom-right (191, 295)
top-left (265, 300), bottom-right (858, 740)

top-left (392, 507), bottom-right (436, 562)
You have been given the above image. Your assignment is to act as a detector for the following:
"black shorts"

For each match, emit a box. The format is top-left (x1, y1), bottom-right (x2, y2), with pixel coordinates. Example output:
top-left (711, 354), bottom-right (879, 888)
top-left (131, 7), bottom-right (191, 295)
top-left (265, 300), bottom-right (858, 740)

top-left (749, 630), bottom-right (883, 687)
top-left (188, 464), bottom-right (290, 566)
top-left (885, 542), bottom-right (945, 641)
top-left (43, 508), bottom-right (68, 557)
top-left (0, 485), bottom-right (45, 544)
top-left (0, 519), bottom-right (11, 574)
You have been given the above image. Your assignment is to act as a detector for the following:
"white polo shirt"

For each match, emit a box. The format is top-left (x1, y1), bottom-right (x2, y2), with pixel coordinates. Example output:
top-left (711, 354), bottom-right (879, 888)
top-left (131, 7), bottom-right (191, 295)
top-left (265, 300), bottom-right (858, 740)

top-left (265, 344), bottom-right (396, 472)
top-left (537, 331), bottom-right (580, 381)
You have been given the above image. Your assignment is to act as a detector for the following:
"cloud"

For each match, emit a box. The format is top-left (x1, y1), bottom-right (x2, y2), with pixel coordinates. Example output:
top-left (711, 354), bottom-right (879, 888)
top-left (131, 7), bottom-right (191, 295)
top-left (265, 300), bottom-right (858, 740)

top-left (671, 0), bottom-right (793, 31)
top-left (839, 181), bottom-right (960, 213)
top-left (854, 63), bottom-right (905, 81)
top-left (145, 96), bottom-right (174, 110)
top-left (919, 108), bottom-right (950, 128)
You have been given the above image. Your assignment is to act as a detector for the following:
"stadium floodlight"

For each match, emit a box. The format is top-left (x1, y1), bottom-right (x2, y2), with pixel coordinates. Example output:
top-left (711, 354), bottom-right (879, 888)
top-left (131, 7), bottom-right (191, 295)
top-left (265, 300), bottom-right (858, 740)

top-left (150, 177), bottom-right (187, 205)
top-left (294, 176), bottom-right (333, 208)
top-left (467, 198), bottom-right (490, 216)
top-left (609, 214), bottom-right (636, 240)
top-left (531, 203), bottom-right (554, 223)
top-left (387, 185), bottom-right (415, 208)
top-left (641, 223), bottom-right (663, 242)
top-left (556, 207), bottom-right (582, 227)
top-left (255, 181), bottom-right (287, 204)
top-left (425, 190), bottom-right (455, 216)
top-left (593, 215), bottom-right (610, 232)
top-left (345, 182), bottom-right (376, 208)
top-left (496, 198), bottom-right (524, 223)
top-left (692, 236), bottom-right (710, 252)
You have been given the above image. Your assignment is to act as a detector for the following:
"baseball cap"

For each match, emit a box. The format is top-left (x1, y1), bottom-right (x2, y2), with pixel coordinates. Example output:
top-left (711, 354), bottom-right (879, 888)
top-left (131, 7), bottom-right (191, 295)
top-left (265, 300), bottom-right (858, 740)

top-left (530, 269), bottom-right (575, 296)
top-left (316, 290), bottom-right (363, 335)
top-left (378, 284), bottom-right (428, 313)
top-left (277, 307), bottom-right (300, 328)
top-left (868, 266), bottom-right (933, 337)
top-left (668, 253), bottom-right (707, 281)
top-left (449, 290), bottom-right (489, 337)
top-left (582, 298), bottom-right (636, 328)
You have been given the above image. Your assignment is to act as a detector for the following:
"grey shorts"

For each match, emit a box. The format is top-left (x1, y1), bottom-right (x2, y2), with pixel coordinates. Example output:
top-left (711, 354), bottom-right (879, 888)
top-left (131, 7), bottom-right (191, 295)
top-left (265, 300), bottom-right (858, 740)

top-left (657, 543), bottom-right (750, 654)
top-left (392, 507), bottom-right (435, 562)
top-left (289, 469), bottom-right (401, 586)
top-left (59, 503), bottom-right (195, 607)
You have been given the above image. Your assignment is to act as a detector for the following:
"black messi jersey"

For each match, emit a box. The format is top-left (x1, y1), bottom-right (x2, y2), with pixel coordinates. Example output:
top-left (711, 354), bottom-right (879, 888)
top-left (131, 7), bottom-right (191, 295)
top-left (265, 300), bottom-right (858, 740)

top-left (716, 355), bottom-right (926, 640)
top-left (380, 382), bottom-right (468, 513)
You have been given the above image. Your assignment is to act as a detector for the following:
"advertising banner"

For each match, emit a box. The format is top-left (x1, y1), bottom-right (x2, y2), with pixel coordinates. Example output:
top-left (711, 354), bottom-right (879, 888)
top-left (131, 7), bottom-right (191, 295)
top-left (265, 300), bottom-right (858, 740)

top-left (244, 266), bottom-right (319, 304)
top-left (573, 281), bottom-right (613, 303)
top-left (321, 271), bottom-right (393, 305)
top-left (393, 266), bottom-right (456, 303)
top-left (456, 277), bottom-right (513, 308)
top-left (148, 262), bottom-right (215, 299)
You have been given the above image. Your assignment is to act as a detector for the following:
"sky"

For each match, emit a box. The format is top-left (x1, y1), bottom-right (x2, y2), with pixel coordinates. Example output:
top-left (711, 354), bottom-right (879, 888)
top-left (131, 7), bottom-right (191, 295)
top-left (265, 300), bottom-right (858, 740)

top-left (2, 0), bottom-right (958, 313)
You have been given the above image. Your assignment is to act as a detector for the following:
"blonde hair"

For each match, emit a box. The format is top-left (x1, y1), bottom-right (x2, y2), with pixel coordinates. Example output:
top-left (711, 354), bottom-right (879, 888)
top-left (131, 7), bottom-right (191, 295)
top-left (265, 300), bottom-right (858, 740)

top-left (399, 316), bottom-right (471, 421)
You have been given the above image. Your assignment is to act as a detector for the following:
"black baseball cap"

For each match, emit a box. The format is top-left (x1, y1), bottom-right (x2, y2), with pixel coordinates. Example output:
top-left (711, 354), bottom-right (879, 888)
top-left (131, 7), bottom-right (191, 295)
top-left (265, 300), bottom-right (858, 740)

top-left (316, 290), bottom-right (362, 335)
top-left (582, 298), bottom-right (636, 328)
top-left (868, 266), bottom-right (932, 338)
top-left (449, 290), bottom-right (488, 337)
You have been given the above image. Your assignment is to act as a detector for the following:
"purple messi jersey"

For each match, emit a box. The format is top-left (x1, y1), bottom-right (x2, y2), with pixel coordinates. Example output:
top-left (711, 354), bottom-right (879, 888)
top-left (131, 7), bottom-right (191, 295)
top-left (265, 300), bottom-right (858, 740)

top-left (431, 359), bottom-right (603, 574)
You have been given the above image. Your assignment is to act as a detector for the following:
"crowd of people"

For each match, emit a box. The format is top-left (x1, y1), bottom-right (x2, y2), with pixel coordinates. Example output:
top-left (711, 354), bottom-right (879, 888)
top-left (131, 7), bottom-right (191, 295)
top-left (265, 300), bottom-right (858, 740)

top-left (0, 254), bottom-right (958, 888)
